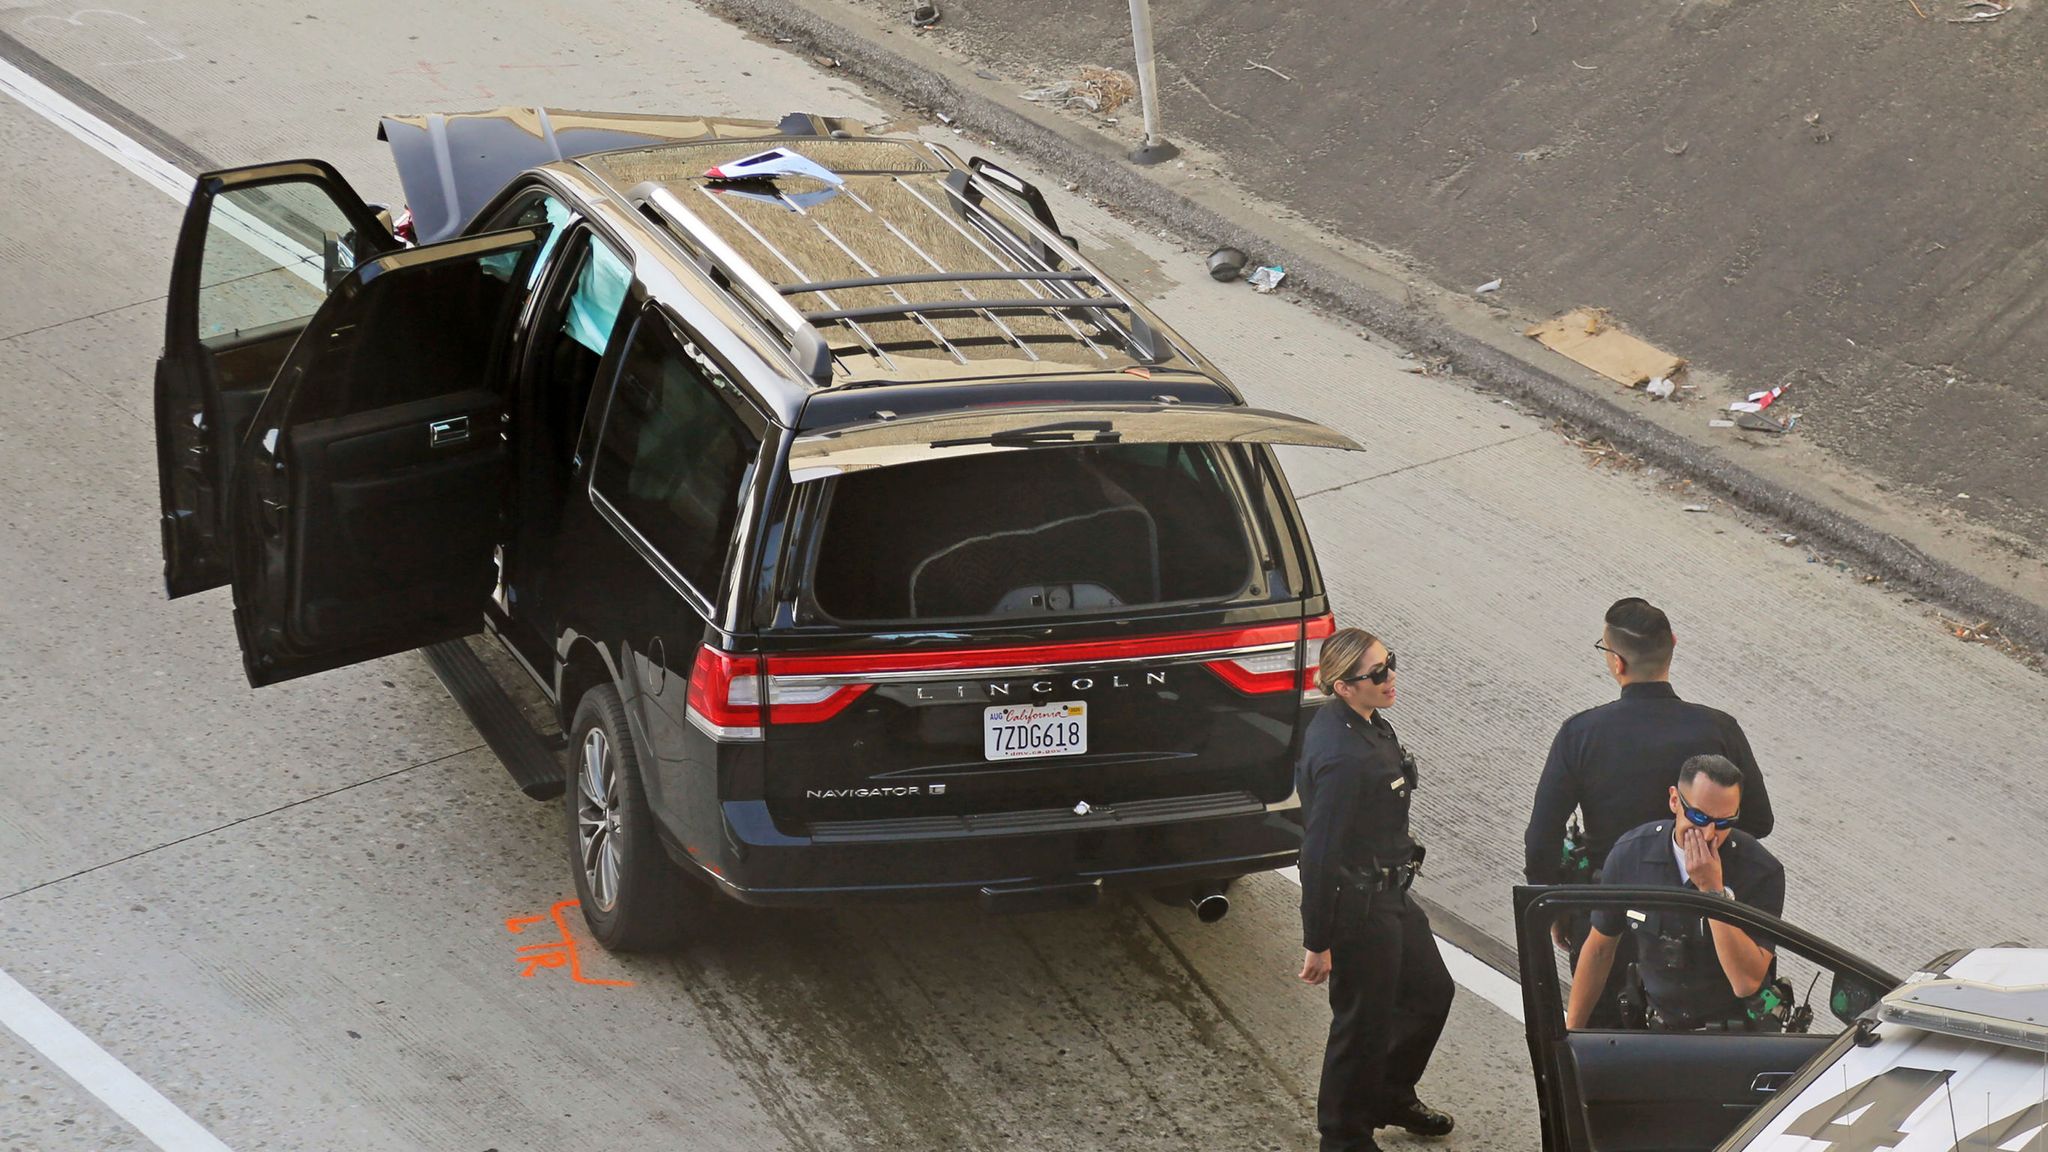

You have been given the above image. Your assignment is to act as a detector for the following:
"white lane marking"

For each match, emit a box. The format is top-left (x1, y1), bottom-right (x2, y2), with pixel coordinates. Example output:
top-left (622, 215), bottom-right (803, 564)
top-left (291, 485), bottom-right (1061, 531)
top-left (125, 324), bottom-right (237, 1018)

top-left (0, 55), bottom-right (240, 1152)
top-left (1279, 866), bottom-right (1526, 1023)
top-left (0, 54), bottom-right (326, 292)
top-left (0, 54), bottom-right (187, 199)
top-left (0, 966), bottom-right (234, 1152)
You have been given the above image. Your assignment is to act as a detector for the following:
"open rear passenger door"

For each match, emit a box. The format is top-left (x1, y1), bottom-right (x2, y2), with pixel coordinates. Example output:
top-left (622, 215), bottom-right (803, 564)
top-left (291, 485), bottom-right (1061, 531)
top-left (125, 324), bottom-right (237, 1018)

top-left (223, 226), bottom-right (548, 686)
top-left (1515, 886), bottom-right (1899, 1152)
top-left (156, 160), bottom-right (398, 597)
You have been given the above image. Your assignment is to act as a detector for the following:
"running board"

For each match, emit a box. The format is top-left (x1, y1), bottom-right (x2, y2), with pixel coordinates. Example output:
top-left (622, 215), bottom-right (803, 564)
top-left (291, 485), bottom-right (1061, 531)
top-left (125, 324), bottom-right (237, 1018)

top-left (421, 639), bottom-right (566, 801)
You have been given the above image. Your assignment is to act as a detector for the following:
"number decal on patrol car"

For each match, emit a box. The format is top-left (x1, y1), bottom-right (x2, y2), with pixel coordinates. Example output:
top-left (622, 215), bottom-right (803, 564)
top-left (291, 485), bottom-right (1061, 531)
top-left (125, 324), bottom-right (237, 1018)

top-left (1782, 1067), bottom-right (1950, 1152)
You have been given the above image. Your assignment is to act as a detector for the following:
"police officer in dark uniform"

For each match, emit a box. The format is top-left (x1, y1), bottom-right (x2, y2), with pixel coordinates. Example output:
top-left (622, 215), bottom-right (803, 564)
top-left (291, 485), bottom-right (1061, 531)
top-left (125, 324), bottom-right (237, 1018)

top-left (1524, 598), bottom-right (1776, 1024)
top-left (1297, 627), bottom-right (1455, 1152)
top-left (1565, 755), bottom-right (1788, 1032)
top-left (1525, 597), bottom-right (1776, 891)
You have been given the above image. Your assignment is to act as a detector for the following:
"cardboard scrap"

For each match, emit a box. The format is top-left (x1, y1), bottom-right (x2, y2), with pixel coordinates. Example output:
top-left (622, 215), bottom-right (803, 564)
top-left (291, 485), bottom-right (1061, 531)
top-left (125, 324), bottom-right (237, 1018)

top-left (1524, 308), bottom-right (1686, 388)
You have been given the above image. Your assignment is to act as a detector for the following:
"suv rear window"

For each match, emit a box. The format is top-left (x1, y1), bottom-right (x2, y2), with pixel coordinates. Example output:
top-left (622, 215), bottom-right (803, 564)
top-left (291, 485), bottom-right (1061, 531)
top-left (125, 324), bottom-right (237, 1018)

top-left (808, 443), bottom-right (1265, 623)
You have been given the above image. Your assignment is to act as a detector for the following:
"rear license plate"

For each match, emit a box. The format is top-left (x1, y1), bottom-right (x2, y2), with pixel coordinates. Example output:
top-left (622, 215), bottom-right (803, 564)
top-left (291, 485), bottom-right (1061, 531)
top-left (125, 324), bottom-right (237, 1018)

top-left (983, 700), bottom-right (1087, 760)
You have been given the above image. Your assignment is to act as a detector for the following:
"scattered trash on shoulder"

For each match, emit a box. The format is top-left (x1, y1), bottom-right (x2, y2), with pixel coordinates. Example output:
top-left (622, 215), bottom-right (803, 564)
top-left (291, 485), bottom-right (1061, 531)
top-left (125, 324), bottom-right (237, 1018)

top-left (1948, 0), bottom-right (2009, 22)
top-left (1206, 246), bottom-right (1248, 282)
top-left (1019, 68), bottom-right (1136, 116)
top-left (1682, 504), bottom-right (1711, 513)
top-left (1728, 384), bottom-right (1786, 413)
top-left (910, 2), bottom-right (941, 28)
top-left (1247, 264), bottom-right (1287, 293)
top-left (1708, 418), bottom-right (1736, 428)
top-left (1474, 277), bottom-right (1503, 294)
top-left (1645, 376), bottom-right (1677, 400)
top-left (1735, 410), bottom-right (1790, 434)
top-left (1525, 307), bottom-right (1686, 388)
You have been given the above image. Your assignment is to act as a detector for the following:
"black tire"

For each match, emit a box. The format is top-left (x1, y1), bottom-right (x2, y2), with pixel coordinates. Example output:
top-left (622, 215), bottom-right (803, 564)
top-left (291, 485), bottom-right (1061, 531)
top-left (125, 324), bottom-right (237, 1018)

top-left (565, 684), bottom-right (688, 952)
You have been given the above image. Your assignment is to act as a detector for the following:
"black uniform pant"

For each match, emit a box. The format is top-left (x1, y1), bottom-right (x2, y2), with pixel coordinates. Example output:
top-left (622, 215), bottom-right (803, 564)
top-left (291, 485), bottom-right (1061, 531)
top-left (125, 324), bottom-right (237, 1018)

top-left (1318, 887), bottom-right (1456, 1152)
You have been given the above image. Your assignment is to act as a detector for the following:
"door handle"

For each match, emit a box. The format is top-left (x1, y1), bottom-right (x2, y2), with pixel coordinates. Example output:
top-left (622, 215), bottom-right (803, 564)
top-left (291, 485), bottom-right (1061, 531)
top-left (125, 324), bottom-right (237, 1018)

top-left (430, 416), bottom-right (470, 447)
top-left (1751, 1072), bottom-right (1797, 1094)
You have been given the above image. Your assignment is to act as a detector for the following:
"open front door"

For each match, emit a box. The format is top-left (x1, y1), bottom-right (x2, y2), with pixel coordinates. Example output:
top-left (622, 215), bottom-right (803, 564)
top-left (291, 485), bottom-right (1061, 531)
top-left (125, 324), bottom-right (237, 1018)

top-left (225, 226), bottom-right (547, 687)
top-left (155, 160), bottom-right (397, 598)
top-left (1515, 886), bottom-right (1899, 1152)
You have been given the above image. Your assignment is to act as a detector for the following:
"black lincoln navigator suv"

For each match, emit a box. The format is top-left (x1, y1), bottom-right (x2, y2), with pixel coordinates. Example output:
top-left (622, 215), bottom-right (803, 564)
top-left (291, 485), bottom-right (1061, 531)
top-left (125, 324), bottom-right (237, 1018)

top-left (153, 109), bottom-right (1364, 949)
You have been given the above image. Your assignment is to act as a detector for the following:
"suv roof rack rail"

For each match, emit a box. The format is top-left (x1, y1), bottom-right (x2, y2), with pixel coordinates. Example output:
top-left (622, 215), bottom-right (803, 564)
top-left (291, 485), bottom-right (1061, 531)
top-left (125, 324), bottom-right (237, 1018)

top-left (939, 165), bottom-right (1169, 365)
top-left (630, 158), bottom-right (1175, 382)
top-left (775, 270), bottom-right (1097, 295)
top-left (631, 181), bottom-right (835, 385)
top-left (801, 298), bottom-right (1137, 324)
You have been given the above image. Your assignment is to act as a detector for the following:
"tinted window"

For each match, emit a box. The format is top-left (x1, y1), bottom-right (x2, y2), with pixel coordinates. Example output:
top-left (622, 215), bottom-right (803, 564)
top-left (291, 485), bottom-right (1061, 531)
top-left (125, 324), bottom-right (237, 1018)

top-left (281, 233), bottom-right (540, 424)
top-left (592, 315), bottom-right (759, 597)
top-left (808, 442), bottom-right (1259, 622)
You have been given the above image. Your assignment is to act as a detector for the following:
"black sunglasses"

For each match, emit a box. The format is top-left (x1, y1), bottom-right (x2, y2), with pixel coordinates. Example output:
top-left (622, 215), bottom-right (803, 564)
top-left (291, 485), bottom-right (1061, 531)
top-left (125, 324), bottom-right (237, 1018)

top-left (1676, 787), bottom-right (1739, 830)
top-left (1337, 651), bottom-right (1397, 686)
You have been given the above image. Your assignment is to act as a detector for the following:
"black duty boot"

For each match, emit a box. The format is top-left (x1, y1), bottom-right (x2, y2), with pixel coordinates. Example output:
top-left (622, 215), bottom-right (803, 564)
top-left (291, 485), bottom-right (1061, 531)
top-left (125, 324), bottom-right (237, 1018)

top-left (1376, 1101), bottom-right (1455, 1138)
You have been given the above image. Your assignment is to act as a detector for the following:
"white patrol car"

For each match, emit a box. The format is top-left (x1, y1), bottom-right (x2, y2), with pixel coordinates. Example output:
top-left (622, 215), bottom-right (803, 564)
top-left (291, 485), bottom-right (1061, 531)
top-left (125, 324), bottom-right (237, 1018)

top-left (1724, 945), bottom-right (2048, 1152)
top-left (1514, 885), bottom-right (2046, 1152)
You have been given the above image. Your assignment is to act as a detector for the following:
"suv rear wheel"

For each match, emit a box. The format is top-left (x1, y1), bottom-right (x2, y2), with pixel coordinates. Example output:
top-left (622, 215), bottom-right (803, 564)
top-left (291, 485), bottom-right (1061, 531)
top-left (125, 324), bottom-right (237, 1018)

top-left (566, 684), bottom-right (687, 952)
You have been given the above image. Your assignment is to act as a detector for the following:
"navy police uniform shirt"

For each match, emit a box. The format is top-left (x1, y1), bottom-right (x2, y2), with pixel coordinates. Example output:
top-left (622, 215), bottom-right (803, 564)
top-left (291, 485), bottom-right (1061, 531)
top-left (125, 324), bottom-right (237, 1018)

top-left (1524, 682), bottom-right (1775, 885)
top-left (1296, 699), bottom-right (1418, 953)
top-left (1593, 819), bottom-right (1786, 1021)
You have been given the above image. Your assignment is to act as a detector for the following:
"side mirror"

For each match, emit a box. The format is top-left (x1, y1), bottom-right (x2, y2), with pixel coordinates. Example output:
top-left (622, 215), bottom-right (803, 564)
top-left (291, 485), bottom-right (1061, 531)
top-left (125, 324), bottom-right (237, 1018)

top-left (321, 229), bottom-right (357, 290)
top-left (1828, 971), bottom-right (1886, 1024)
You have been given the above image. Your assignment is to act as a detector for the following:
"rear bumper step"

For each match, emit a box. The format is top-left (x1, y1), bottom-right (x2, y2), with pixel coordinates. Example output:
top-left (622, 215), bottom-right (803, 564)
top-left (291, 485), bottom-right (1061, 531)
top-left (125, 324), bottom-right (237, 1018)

top-left (421, 638), bottom-right (565, 801)
top-left (808, 790), bottom-right (1266, 843)
top-left (978, 879), bottom-right (1102, 914)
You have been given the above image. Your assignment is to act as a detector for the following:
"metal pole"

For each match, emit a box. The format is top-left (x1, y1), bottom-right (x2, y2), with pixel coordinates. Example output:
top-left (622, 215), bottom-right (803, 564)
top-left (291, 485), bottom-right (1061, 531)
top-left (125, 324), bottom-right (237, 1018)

top-left (1126, 0), bottom-right (1179, 164)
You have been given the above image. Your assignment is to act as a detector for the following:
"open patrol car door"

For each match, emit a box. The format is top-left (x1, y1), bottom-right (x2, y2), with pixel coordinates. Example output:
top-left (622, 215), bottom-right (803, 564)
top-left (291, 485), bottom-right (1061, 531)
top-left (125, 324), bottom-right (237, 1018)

top-left (155, 160), bottom-right (399, 598)
top-left (221, 225), bottom-right (547, 687)
top-left (1515, 886), bottom-right (1898, 1152)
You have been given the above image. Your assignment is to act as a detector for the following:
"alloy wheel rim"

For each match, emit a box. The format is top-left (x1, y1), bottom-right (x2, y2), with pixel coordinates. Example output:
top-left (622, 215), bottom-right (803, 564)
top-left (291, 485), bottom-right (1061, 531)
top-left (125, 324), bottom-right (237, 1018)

top-left (576, 728), bottom-right (623, 912)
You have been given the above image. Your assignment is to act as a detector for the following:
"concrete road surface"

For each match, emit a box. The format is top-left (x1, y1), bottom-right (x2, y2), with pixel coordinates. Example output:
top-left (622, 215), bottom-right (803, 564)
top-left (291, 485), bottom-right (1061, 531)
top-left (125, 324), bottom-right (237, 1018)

top-left (0, 1), bottom-right (2042, 1149)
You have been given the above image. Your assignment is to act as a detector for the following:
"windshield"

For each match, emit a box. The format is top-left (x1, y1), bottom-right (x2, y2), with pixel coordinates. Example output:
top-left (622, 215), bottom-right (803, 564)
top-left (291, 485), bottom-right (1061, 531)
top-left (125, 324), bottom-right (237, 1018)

top-left (805, 443), bottom-right (1273, 624)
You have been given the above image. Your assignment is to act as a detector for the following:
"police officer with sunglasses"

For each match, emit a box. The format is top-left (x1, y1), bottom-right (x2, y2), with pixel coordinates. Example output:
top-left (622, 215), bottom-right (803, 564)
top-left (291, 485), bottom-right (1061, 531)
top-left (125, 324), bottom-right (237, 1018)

top-left (1565, 755), bottom-right (1787, 1032)
top-left (1296, 627), bottom-right (1455, 1152)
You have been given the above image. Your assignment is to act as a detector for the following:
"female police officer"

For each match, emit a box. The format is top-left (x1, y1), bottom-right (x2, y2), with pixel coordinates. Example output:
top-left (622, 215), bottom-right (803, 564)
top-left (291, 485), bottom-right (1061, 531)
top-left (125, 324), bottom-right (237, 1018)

top-left (1297, 627), bottom-right (1456, 1152)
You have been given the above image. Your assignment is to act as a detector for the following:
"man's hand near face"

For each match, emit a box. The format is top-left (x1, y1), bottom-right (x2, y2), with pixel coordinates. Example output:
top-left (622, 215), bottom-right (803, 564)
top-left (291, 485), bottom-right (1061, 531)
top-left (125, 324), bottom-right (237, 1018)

top-left (1683, 827), bottom-right (1775, 999)
top-left (1681, 826), bottom-right (1726, 895)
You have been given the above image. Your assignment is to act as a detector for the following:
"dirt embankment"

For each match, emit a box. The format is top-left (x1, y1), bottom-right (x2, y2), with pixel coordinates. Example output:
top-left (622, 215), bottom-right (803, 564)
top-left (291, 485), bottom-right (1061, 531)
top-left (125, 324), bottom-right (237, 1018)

top-left (884, 0), bottom-right (2048, 556)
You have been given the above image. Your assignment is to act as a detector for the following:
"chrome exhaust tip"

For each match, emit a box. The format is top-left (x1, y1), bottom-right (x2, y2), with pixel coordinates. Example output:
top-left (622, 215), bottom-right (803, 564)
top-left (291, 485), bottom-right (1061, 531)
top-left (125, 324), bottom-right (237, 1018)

top-left (1190, 891), bottom-right (1230, 924)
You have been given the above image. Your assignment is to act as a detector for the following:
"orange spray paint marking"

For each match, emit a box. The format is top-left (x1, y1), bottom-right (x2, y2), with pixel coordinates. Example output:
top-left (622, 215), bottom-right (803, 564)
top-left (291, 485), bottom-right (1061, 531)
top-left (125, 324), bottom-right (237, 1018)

top-left (504, 899), bottom-right (633, 987)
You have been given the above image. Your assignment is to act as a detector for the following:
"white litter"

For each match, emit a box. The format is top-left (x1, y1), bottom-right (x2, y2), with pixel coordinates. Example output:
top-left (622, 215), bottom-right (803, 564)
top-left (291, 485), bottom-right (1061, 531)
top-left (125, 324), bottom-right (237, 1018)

top-left (1646, 377), bottom-right (1676, 399)
top-left (1475, 278), bottom-right (1503, 294)
top-left (1248, 265), bottom-right (1287, 293)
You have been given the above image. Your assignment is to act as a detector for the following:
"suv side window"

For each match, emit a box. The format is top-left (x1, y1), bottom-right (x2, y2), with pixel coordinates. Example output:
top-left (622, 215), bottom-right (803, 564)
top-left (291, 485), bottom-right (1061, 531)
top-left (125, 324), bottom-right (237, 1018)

top-left (478, 187), bottom-right (572, 288)
top-left (591, 312), bottom-right (759, 600)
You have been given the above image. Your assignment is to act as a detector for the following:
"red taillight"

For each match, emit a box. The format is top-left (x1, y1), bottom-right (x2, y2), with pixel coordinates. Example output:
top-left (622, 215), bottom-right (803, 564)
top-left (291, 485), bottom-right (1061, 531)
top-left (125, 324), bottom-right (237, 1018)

top-left (687, 646), bottom-right (871, 739)
top-left (1200, 613), bottom-right (1332, 696)
top-left (1301, 612), bottom-right (1335, 702)
top-left (686, 646), bottom-right (763, 739)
